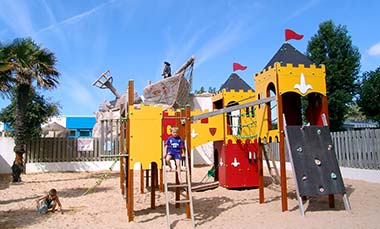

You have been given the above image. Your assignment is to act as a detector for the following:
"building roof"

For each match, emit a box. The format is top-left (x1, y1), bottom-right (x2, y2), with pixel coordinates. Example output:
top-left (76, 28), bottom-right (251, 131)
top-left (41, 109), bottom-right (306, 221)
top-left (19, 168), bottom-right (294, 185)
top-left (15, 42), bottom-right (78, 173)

top-left (42, 122), bottom-right (68, 132)
top-left (219, 73), bottom-right (253, 92)
top-left (264, 43), bottom-right (313, 70)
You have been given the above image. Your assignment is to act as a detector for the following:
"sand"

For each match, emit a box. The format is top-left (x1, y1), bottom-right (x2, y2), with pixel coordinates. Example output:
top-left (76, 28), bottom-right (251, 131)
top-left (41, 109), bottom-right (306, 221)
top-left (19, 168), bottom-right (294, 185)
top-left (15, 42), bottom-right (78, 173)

top-left (1, 166), bottom-right (380, 229)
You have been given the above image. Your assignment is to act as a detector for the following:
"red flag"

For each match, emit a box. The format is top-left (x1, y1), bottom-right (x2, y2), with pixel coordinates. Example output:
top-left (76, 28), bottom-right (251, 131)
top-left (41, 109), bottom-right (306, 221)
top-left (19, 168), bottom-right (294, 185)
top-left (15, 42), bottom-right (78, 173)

top-left (233, 62), bottom-right (247, 71)
top-left (285, 29), bottom-right (304, 41)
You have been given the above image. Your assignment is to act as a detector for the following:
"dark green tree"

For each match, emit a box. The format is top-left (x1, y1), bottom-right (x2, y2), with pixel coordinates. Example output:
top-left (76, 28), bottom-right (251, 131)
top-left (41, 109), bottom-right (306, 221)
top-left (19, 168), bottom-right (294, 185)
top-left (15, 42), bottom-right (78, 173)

top-left (0, 89), bottom-right (60, 138)
top-left (357, 67), bottom-right (380, 123)
top-left (306, 20), bottom-right (361, 131)
top-left (0, 38), bottom-right (59, 182)
top-left (208, 86), bottom-right (217, 93)
top-left (194, 86), bottom-right (206, 94)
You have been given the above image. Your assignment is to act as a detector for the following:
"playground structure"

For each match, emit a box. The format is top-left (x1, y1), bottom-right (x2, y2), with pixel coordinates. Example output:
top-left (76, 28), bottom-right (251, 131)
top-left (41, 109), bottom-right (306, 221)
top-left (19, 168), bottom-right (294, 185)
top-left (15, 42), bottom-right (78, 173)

top-left (92, 42), bottom-right (350, 223)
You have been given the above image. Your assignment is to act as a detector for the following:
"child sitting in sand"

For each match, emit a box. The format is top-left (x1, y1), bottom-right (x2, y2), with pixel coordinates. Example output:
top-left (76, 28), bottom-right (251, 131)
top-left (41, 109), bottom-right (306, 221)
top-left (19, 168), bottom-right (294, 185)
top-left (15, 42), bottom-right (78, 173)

top-left (35, 188), bottom-right (63, 214)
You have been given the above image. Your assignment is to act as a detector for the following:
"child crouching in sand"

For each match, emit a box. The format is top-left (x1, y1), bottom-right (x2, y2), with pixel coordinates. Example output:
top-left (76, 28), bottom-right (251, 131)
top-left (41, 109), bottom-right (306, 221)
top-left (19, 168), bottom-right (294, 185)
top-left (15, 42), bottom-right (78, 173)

top-left (35, 188), bottom-right (63, 214)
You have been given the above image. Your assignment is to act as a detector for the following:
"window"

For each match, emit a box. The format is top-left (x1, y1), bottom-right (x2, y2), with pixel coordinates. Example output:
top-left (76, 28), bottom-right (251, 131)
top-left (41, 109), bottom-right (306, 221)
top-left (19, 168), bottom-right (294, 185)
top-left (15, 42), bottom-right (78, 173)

top-left (69, 130), bottom-right (77, 138)
top-left (79, 130), bottom-right (91, 137)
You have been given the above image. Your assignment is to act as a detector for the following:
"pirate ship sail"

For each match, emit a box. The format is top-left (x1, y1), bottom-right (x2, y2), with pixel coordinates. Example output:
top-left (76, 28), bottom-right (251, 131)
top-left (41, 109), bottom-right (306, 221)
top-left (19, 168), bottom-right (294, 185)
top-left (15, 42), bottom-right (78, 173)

top-left (143, 55), bottom-right (195, 109)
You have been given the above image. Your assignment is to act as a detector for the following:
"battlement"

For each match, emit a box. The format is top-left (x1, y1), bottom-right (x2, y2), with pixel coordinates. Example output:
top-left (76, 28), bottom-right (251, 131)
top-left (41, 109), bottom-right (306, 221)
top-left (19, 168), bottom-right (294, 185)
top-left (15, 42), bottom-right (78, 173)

top-left (255, 62), bottom-right (326, 78)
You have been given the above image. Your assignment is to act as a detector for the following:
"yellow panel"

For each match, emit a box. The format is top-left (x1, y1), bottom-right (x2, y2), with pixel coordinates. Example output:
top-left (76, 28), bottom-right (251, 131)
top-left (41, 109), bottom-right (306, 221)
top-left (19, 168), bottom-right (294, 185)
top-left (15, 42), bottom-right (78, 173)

top-left (211, 89), bottom-right (260, 144)
top-left (254, 65), bottom-right (280, 141)
top-left (253, 62), bottom-right (326, 142)
top-left (278, 63), bottom-right (326, 96)
top-left (190, 109), bottom-right (224, 149)
top-left (212, 91), bottom-right (224, 102)
top-left (129, 104), bottom-right (163, 169)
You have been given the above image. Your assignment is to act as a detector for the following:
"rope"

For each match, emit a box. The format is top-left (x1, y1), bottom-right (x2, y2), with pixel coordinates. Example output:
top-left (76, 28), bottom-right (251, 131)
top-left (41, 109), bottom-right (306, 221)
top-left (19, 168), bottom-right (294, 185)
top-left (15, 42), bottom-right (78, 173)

top-left (82, 157), bottom-right (119, 196)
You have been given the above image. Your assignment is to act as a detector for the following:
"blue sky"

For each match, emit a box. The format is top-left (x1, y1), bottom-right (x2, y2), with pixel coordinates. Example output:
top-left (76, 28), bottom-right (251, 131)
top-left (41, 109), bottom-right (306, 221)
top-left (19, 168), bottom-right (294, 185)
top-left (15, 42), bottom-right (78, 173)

top-left (0, 0), bottom-right (379, 116)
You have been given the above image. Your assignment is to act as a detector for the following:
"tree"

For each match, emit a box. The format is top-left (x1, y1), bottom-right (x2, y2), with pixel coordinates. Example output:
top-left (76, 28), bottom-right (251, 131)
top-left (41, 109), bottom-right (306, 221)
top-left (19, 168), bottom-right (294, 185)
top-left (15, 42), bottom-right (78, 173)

top-left (0, 42), bottom-right (13, 95)
top-left (306, 20), bottom-right (361, 131)
top-left (194, 86), bottom-right (217, 94)
top-left (357, 67), bottom-right (380, 123)
top-left (0, 89), bottom-right (60, 138)
top-left (0, 38), bottom-right (59, 182)
top-left (208, 86), bottom-right (217, 94)
top-left (194, 86), bottom-right (206, 94)
top-left (345, 102), bottom-right (366, 122)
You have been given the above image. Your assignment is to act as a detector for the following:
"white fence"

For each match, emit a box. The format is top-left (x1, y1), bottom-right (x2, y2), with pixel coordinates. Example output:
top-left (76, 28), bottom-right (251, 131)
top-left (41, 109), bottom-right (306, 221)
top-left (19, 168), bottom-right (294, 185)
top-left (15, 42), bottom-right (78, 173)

top-left (331, 129), bottom-right (380, 169)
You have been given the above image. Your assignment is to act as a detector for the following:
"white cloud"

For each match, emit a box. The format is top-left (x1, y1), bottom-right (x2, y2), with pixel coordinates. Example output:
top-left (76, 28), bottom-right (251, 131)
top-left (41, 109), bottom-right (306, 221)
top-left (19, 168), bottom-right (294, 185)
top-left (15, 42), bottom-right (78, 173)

top-left (284, 0), bottom-right (321, 23)
top-left (367, 42), bottom-right (380, 56)
top-left (35, 0), bottom-right (116, 35)
top-left (196, 21), bottom-right (245, 66)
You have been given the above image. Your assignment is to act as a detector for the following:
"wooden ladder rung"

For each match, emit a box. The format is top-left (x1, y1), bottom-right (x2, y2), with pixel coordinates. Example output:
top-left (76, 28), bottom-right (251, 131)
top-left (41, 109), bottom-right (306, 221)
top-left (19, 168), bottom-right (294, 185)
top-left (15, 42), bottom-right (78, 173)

top-left (175, 199), bottom-right (190, 204)
top-left (168, 184), bottom-right (187, 188)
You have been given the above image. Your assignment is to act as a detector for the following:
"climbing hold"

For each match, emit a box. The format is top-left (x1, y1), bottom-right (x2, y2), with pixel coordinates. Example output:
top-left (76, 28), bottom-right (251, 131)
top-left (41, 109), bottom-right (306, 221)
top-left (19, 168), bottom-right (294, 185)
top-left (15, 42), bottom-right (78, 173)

top-left (314, 158), bottom-right (321, 166)
top-left (331, 172), bottom-right (337, 180)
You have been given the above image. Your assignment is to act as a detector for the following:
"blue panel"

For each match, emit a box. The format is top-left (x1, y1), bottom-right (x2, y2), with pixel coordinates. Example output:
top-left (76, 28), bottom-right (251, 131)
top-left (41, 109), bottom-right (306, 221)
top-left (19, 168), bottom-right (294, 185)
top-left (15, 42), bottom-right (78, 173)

top-left (66, 117), bottom-right (96, 129)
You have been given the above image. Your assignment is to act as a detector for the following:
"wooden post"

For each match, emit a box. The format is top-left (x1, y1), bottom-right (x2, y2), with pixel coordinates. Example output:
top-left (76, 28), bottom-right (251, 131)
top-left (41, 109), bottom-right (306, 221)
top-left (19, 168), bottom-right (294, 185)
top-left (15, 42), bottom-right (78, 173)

top-left (185, 105), bottom-right (192, 179)
top-left (277, 94), bottom-right (288, 212)
top-left (258, 139), bottom-right (264, 204)
top-left (184, 105), bottom-right (191, 218)
top-left (175, 110), bottom-right (181, 208)
top-left (159, 169), bottom-right (163, 192)
top-left (127, 168), bottom-right (134, 221)
top-left (127, 80), bottom-right (134, 221)
top-left (146, 170), bottom-right (150, 187)
top-left (151, 162), bottom-right (157, 209)
top-left (120, 105), bottom-right (126, 195)
top-left (140, 166), bottom-right (144, 194)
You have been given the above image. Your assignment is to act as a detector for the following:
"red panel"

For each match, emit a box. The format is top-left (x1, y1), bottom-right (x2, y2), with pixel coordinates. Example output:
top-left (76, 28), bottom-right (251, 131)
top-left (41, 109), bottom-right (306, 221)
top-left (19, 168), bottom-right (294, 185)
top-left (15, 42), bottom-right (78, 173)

top-left (218, 139), bottom-right (259, 188)
top-left (162, 111), bottom-right (176, 140)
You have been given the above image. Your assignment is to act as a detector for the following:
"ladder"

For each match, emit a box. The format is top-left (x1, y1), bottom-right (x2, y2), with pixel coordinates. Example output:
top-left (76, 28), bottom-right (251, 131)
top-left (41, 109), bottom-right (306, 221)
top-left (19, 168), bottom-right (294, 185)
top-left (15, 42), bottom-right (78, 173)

top-left (262, 139), bottom-right (280, 184)
top-left (163, 141), bottom-right (195, 228)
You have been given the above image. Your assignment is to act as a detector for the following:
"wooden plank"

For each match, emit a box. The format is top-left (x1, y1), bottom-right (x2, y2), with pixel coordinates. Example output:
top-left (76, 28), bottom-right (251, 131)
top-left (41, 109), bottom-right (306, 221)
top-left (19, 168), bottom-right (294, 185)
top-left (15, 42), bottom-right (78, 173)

top-left (368, 129), bottom-right (375, 169)
top-left (192, 181), bottom-right (219, 192)
top-left (375, 130), bottom-right (380, 169)
top-left (339, 132), bottom-right (346, 167)
top-left (348, 130), bottom-right (356, 168)
top-left (361, 129), bottom-right (368, 169)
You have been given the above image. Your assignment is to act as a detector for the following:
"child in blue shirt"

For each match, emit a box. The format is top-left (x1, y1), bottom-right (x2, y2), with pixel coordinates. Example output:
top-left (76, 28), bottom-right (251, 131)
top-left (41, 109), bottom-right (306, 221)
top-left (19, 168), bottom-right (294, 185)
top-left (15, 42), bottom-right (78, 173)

top-left (163, 126), bottom-right (185, 181)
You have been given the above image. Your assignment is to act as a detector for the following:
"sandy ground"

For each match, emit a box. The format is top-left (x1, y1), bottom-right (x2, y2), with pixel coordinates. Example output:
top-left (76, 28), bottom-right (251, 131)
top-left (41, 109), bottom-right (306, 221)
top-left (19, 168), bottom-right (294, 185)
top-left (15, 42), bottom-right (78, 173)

top-left (1, 166), bottom-right (380, 229)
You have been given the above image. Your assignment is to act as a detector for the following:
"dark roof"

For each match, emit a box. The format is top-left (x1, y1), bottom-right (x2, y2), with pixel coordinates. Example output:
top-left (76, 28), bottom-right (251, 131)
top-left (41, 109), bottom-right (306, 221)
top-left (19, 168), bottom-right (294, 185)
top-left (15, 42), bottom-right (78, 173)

top-left (219, 73), bottom-right (253, 91)
top-left (264, 43), bottom-right (313, 70)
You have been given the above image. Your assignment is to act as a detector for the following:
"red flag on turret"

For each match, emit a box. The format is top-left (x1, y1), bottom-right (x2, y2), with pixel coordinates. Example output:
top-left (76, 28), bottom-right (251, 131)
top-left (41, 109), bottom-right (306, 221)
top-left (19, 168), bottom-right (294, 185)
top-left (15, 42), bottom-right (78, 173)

top-left (233, 62), bottom-right (247, 71)
top-left (285, 29), bottom-right (304, 41)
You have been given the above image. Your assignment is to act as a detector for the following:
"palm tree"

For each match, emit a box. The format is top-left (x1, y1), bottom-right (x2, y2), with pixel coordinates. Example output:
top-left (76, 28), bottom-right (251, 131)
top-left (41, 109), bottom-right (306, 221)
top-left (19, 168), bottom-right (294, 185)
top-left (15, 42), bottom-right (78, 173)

top-left (0, 38), bottom-right (59, 182)
top-left (0, 42), bottom-right (13, 94)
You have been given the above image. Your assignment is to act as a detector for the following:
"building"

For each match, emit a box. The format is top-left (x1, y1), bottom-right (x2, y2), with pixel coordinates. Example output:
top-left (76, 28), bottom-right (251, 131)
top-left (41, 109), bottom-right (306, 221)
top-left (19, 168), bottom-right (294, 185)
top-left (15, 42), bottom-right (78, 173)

top-left (44, 116), bottom-right (96, 138)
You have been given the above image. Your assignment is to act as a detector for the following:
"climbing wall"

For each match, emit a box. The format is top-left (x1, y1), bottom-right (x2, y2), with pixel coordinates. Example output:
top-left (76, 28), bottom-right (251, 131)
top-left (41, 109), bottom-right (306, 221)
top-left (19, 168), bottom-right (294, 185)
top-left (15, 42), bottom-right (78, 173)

top-left (286, 126), bottom-right (346, 196)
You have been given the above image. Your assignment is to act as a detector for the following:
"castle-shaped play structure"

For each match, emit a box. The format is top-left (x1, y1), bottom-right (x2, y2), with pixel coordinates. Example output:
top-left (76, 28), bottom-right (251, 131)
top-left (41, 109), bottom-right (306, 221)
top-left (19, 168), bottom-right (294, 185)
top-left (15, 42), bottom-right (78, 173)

top-left (92, 41), bottom-right (350, 227)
